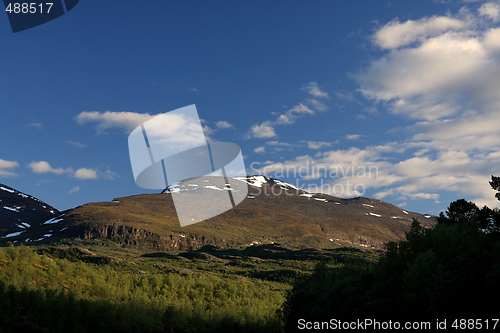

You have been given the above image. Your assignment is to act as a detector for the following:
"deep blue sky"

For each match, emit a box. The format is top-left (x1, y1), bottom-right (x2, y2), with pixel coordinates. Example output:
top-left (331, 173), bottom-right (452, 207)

top-left (1, 0), bottom-right (500, 216)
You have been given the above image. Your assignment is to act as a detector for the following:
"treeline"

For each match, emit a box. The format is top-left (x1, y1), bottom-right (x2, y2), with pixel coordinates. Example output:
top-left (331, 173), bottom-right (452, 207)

top-left (0, 245), bottom-right (283, 333)
top-left (281, 176), bottom-right (500, 332)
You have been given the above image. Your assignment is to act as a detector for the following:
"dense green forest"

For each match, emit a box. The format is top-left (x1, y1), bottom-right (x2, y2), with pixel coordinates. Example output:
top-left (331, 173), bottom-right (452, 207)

top-left (0, 240), bottom-right (378, 332)
top-left (281, 176), bottom-right (500, 332)
top-left (0, 244), bottom-right (285, 333)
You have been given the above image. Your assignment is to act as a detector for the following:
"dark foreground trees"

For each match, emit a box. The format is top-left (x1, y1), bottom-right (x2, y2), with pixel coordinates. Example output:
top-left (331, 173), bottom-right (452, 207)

top-left (281, 176), bottom-right (500, 332)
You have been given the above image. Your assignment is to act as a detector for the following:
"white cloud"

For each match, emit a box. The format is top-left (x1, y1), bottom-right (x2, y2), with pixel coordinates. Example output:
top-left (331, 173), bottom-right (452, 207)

top-left (344, 3), bottom-right (500, 209)
top-left (266, 141), bottom-right (294, 147)
top-left (249, 121), bottom-right (276, 138)
top-left (304, 141), bottom-right (333, 149)
top-left (346, 134), bottom-right (363, 141)
top-left (479, 2), bottom-right (500, 21)
top-left (358, 5), bottom-right (500, 124)
top-left (254, 147), bottom-right (266, 154)
top-left (76, 111), bottom-right (153, 133)
top-left (373, 15), bottom-right (466, 49)
top-left (29, 161), bottom-right (71, 175)
top-left (246, 5), bottom-right (500, 209)
top-left (100, 169), bottom-right (119, 180)
top-left (0, 159), bottom-right (19, 170)
top-left (64, 140), bottom-right (87, 148)
top-left (26, 122), bottom-right (42, 129)
top-left (28, 161), bottom-right (107, 181)
top-left (302, 82), bottom-right (329, 98)
top-left (247, 82), bottom-right (329, 139)
top-left (0, 158), bottom-right (19, 177)
top-left (255, 142), bottom-right (499, 207)
top-left (215, 120), bottom-right (234, 129)
top-left (68, 186), bottom-right (79, 194)
top-left (308, 99), bottom-right (329, 112)
top-left (74, 168), bottom-right (97, 180)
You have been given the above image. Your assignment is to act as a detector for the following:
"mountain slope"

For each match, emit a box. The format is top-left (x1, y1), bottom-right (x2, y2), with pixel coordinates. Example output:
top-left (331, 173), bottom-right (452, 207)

top-left (0, 176), bottom-right (436, 249)
top-left (0, 184), bottom-right (59, 238)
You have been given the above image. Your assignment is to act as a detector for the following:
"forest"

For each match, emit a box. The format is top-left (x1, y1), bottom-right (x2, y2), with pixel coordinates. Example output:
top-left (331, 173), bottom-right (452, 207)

top-left (281, 176), bottom-right (500, 332)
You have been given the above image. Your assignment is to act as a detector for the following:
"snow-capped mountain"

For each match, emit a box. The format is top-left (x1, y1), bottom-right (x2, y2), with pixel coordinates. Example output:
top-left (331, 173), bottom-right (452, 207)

top-left (0, 183), bottom-right (60, 236)
top-left (0, 176), bottom-right (437, 249)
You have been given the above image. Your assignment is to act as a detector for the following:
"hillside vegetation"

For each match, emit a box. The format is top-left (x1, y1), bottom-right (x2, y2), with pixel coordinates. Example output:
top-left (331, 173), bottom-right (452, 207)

top-left (0, 242), bottom-right (379, 333)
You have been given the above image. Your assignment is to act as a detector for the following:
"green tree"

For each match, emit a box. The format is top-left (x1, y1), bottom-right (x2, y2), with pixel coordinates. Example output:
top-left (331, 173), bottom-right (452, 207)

top-left (490, 175), bottom-right (500, 201)
top-left (437, 199), bottom-right (479, 226)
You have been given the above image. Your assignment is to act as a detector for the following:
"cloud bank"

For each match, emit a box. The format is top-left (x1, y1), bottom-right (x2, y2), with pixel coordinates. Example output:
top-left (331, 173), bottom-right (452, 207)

top-left (257, 3), bottom-right (500, 211)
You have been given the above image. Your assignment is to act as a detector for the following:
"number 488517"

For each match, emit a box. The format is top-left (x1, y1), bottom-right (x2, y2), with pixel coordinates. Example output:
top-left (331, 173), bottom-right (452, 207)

top-left (452, 319), bottom-right (499, 330)
top-left (5, 3), bottom-right (53, 14)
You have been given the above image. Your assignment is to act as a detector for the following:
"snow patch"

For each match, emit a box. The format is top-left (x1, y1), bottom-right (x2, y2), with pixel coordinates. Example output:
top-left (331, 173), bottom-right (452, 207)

top-left (3, 206), bottom-right (19, 212)
top-left (0, 186), bottom-right (14, 193)
top-left (234, 176), bottom-right (267, 188)
top-left (2, 231), bottom-right (24, 238)
top-left (402, 210), bottom-right (408, 214)
top-left (273, 179), bottom-right (301, 191)
top-left (205, 185), bottom-right (223, 191)
top-left (314, 198), bottom-right (328, 202)
top-left (43, 217), bottom-right (64, 225)
top-left (369, 212), bottom-right (382, 217)
top-left (362, 204), bottom-right (374, 208)
top-left (424, 215), bottom-right (431, 219)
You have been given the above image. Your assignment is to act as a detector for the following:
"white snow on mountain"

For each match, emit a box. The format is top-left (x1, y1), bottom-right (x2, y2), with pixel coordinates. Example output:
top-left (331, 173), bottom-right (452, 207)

top-left (234, 175), bottom-right (267, 188)
top-left (204, 185), bottom-right (224, 191)
top-left (2, 231), bottom-right (25, 238)
top-left (43, 216), bottom-right (64, 225)
top-left (0, 186), bottom-right (14, 193)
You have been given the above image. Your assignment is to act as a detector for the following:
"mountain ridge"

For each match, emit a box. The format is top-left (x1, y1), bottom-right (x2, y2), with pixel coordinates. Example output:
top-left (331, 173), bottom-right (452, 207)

top-left (0, 176), bottom-right (437, 250)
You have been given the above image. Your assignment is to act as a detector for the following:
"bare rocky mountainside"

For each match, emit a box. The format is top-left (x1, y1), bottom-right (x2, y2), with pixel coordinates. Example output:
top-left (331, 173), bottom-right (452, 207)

top-left (0, 176), bottom-right (437, 250)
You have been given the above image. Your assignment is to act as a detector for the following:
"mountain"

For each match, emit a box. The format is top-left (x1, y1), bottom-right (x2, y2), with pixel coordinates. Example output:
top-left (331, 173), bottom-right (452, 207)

top-left (0, 184), bottom-right (60, 238)
top-left (0, 176), bottom-right (437, 250)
